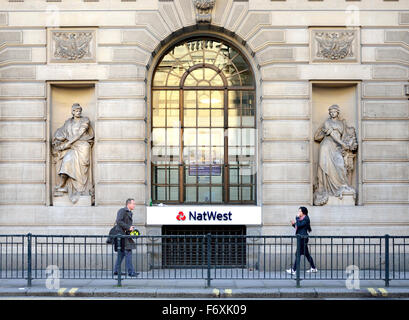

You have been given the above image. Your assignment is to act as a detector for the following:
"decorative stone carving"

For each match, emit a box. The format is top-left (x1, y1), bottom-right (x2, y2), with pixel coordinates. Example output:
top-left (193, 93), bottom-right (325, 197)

top-left (311, 29), bottom-right (359, 63)
top-left (49, 29), bottom-right (96, 63)
top-left (52, 103), bottom-right (94, 204)
top-left (193, 0), bottom-right (216, 23)
top-left (315, 32), bottom-right (354, 60)
top-left (342, 126), bottom-right (358, 186)
top-left (313, 104), bottom-right (358, 206)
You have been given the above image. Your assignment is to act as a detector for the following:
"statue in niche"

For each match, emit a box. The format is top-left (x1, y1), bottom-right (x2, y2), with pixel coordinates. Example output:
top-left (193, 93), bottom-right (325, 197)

top-left (313, 104), bottom-right (358, 206)
top-left (52, 103), bottom-right (94, 204)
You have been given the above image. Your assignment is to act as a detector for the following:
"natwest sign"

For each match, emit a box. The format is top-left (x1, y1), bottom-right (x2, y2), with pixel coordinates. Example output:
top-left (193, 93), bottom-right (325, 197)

top-left (189, 210), bottom-right (232, 222)
top-left (147, 206), bottom-right (261, 225)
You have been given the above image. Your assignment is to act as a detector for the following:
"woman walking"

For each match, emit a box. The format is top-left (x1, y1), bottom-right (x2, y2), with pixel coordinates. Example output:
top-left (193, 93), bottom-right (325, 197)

top-left (286, 207), bottom-right (317, 274)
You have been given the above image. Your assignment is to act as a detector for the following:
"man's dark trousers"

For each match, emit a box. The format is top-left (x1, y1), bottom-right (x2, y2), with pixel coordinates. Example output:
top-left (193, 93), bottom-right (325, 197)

top-left (114, 249), bottom-right (135, 275)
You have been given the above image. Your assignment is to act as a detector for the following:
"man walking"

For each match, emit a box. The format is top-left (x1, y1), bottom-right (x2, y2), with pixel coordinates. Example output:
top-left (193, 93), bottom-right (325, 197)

top-left (113, 198), bottom-right (138, 277)
top-left (286, 206), bottom-right (317, 275)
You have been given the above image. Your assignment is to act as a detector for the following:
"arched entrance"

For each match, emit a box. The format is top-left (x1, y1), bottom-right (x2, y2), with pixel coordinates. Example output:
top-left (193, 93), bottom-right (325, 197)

top-left (151, 37), bottom-right (257, 205)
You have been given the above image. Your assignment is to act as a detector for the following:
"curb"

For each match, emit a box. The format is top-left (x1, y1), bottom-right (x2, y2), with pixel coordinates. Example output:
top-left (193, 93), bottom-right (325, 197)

top-left (1, 287), bottom-right (409, 299)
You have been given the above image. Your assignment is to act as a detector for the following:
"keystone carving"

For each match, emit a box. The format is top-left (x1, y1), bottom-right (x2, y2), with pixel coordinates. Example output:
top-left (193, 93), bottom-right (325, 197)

top-left (193, 0), bottom-right (216, 23)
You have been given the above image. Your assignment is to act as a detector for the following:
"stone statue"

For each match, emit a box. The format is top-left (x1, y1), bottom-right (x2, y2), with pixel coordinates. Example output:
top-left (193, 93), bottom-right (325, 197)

top-left (52, 103), bottom-right (94, 204)
top-left (313, 104), bottom-right (357, 206)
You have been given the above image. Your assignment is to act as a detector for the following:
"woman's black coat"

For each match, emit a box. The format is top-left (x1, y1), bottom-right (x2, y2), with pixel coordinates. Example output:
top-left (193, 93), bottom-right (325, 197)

top-left (292, 215), bottom-right (312, 236)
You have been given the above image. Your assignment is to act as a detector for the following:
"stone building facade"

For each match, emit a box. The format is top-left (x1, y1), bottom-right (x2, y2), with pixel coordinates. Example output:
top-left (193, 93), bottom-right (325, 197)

top-left (0, 0), bottom-right (408, 237)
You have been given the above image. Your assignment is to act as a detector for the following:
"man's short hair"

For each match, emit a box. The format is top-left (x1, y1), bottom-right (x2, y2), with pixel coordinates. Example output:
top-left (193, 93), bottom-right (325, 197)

top-left (126, 198), bottom-right (135, 206)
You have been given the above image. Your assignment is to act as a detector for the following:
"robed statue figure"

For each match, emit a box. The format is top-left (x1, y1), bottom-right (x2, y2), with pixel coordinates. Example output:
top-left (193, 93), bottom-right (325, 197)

top-left (52, 103), bottom-right (94, 204)
top-left (313, 104), bottom-right (357, 206)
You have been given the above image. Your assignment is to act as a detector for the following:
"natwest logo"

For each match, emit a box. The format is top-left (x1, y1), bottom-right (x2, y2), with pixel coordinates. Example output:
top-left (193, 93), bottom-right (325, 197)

top-left (176, 211), bottom-right (186, 221)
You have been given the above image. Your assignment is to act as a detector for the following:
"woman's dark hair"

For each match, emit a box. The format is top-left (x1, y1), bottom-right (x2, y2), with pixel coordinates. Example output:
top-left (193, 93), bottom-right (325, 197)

top-left (299, 206), bottom-right (308, 216)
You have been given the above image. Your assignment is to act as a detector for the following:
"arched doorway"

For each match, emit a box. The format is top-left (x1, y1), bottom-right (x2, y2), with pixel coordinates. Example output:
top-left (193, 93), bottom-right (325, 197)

top-left (151, 37), bottom-right (256, 204)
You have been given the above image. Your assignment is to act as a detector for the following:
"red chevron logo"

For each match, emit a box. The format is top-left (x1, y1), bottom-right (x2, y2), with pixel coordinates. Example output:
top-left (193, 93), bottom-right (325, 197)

top-left (176, 211), bottom-right (186, 221)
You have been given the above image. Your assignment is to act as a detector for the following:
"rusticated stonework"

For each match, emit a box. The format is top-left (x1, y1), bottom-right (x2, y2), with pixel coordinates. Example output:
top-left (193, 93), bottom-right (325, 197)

top-left (48, 29), bottom-right (96, 63)
top-left (311, 28), bottom-right (359, 63)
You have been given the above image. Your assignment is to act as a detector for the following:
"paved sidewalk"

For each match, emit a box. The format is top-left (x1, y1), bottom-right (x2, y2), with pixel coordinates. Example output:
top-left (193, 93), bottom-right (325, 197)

top-left (1, 277), bottom-right (409, 299)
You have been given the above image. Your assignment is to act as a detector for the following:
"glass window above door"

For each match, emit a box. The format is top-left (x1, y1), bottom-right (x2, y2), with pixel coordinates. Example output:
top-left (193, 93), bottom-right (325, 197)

top-left (152, 38), bottom-right (256, 204)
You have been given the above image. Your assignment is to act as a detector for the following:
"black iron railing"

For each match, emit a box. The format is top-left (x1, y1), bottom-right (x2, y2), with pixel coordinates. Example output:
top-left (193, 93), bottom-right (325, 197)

top-left (0, 234), bottom-right (408, 287)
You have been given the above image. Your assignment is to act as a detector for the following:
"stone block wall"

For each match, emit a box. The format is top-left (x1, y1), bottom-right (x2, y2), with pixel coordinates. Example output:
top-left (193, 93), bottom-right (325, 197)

top-left (0, 0), bottom-right (407, 236)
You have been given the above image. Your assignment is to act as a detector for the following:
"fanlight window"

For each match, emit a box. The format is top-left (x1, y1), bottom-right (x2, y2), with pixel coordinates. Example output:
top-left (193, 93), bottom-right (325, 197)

top-left (151, 38), bottom-right (256, 204)
top-left (153, 39), bottom-right (254, 88)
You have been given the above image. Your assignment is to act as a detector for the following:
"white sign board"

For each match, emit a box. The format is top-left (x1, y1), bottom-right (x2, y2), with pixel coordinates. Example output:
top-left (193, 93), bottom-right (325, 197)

top-left (147, 206), bottom-right (262, 226)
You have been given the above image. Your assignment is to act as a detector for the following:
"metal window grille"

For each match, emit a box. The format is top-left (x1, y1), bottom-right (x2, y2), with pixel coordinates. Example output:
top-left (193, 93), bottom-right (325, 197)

top-left (161, 226), bottom-right (246, 267)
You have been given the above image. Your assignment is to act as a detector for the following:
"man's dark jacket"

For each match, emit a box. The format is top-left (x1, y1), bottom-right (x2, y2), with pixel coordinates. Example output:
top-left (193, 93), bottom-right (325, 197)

top-left (292, 215), bottom-right (312, 236)
top-left (114, 207), bottom-right (136, 251)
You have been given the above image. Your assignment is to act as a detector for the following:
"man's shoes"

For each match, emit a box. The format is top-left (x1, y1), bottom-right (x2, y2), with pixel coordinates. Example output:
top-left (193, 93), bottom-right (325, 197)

top-left (286, 268), bottom-right (296, 275)
top-left (306, 268), bottom-right (318, 273)
top-left (113, 272), bottom-right (126, 276)
top-left (128, 272), bottom-right (139, 277)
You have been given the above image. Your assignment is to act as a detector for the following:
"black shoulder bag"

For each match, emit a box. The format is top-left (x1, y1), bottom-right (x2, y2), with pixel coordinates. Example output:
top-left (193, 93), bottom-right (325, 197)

top-left (106, 224), bottom-right (122, 244)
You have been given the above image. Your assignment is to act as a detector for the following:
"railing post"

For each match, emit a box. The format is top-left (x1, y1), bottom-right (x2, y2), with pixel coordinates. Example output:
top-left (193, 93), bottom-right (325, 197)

top-left (116, 236), bottom-right (122, 287)
top-left (207, 233), bottom-right (211, 287)
top-left (27, 233), bottom-right (32, 287)
top-left (296, 235), bottom-right (301, 288)
top-left (385, 234), bottom-right (390, 287)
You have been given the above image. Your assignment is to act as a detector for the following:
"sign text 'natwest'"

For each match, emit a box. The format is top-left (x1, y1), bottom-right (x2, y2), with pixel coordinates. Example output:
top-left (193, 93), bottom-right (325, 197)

top-left (188, 210), bottom-right (232, 222)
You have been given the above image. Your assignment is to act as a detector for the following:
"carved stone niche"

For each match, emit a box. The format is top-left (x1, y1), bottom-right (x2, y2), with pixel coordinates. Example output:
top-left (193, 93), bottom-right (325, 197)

top-left (48, 28), bottom-right (96, 63)
top-left (310, 28), bottom-right (360, 63)
top-left (49, 83), bottom-right (96, 206)
top-left (312, 82), bottom-right (359, 206)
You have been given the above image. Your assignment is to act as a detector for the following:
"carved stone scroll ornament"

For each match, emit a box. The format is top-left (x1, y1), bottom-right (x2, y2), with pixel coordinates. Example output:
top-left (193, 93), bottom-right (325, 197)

top-left (52, 31), bottom-right (93, 61)
top-left (315, 31), bottom-right (355, 61)
top-left (193, 0), bottom-right (216, 23)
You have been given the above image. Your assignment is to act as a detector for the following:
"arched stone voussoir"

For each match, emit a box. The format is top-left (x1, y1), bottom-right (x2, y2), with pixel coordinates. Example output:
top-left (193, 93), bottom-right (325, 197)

top-left (145, 24), bottom-right (261, 81)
